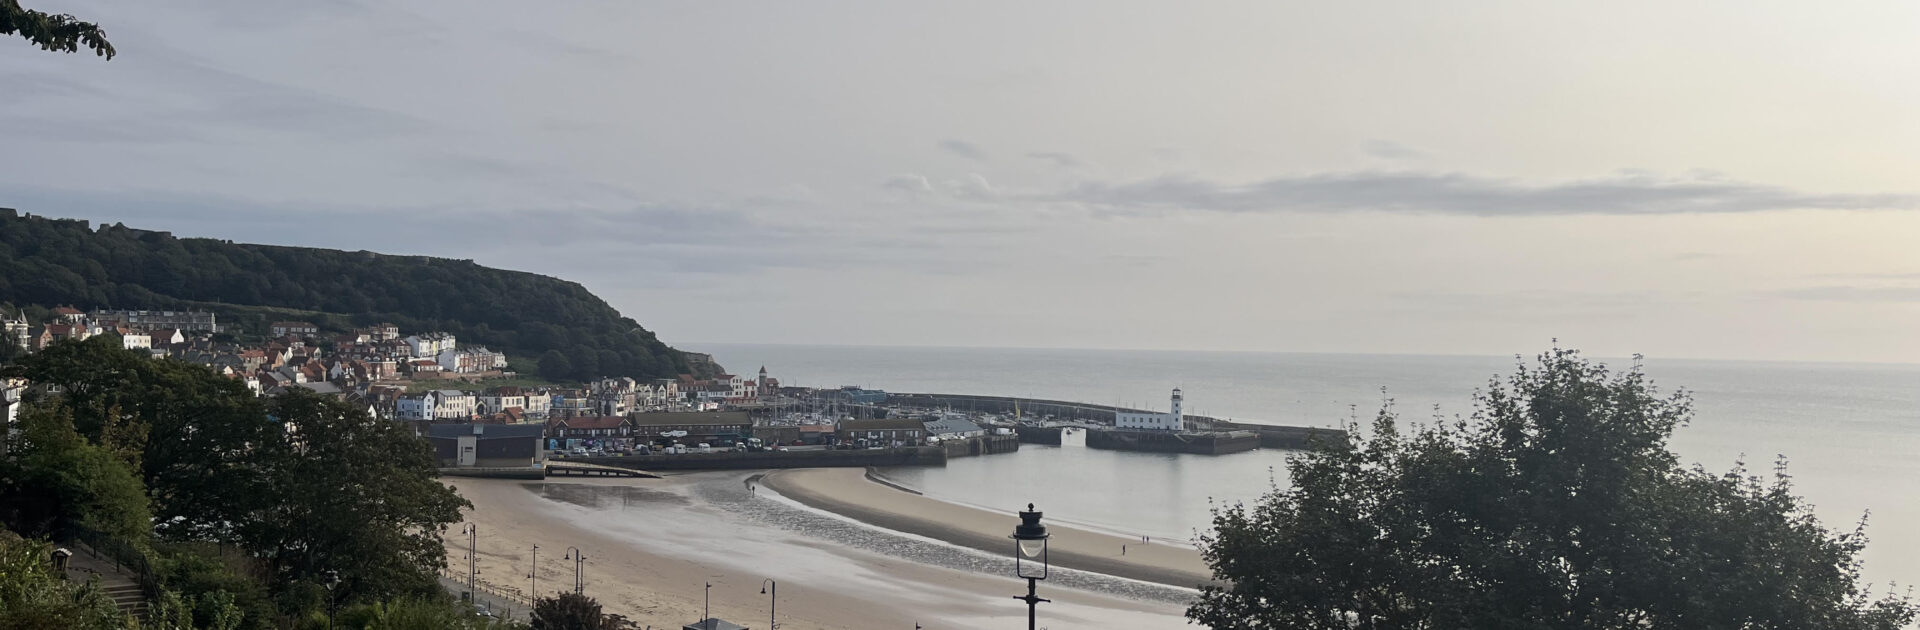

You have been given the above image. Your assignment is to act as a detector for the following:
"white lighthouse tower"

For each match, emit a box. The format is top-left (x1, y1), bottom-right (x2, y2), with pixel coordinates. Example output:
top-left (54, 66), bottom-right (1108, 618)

top-left (1169, 388), bottom-right (1184, 430)
top-left (1114, 387), bottom-right (1187, 431)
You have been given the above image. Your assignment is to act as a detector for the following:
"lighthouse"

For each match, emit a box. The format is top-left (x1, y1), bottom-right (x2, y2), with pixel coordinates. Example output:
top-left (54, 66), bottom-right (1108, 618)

top-left (1170, 388), bottom-right (1184, 430)
top-left (1113, 387), bottom-right (1187, 431)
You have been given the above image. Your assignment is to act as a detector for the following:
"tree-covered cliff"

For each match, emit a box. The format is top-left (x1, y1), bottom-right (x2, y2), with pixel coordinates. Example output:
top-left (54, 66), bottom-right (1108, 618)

top-left (0, 208), bottom-right (699, 380)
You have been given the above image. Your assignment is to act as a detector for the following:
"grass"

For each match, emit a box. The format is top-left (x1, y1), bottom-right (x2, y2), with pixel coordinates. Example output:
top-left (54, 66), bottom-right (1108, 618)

top-left (402, 375), bottom-right (570, 393)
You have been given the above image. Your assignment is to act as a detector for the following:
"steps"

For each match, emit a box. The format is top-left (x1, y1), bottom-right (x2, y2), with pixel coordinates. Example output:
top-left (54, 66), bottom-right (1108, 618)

top-left (61, 545), bottom-right (150, 621)
top-left (99, 580), bottom-right (148, 619)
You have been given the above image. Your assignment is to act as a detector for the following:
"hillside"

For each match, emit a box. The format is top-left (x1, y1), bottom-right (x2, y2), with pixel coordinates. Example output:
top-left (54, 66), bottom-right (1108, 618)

top-left (0, 208), bottom-right (702, 380)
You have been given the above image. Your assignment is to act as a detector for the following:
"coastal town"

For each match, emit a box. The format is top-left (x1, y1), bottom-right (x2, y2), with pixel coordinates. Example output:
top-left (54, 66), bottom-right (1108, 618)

top-left (0, 306), bottom-right (1041, 464)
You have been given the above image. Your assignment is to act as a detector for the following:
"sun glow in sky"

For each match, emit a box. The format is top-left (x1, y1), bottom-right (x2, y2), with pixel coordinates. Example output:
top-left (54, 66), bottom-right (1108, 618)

top-left (5, 1), bottom-right (1919, 362)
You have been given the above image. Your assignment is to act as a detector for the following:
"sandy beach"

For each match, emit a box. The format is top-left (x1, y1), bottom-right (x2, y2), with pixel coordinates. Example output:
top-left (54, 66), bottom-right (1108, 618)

top-left (760, 468), bottom-right (1213, 589)
top-left (443, 472), bottom-right (1193, 629)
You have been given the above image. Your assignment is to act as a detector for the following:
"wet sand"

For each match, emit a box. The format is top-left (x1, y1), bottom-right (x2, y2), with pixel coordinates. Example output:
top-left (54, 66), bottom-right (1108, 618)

top-left (760, 468), bottom-right (1214, 589)
top-left (443, 473), bottom-right (1192, 629)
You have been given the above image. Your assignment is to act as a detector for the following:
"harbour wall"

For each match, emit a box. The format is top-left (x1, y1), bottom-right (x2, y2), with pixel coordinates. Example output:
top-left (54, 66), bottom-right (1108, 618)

top-left (1015, 426), bottom-right (1062, 445)
top-left (890, 392), bottom-right (1347, 449)
top-left (572, 447), bottom-right (946, 471)
top-left (1203, 420), bottom-right (1345, 450)
top-left (1084, 428), bottom-right (1262, 455)
top-left (939, 434), bottom-right (1020, 458)
top-left (887, 392), bottom-right (1162, 423)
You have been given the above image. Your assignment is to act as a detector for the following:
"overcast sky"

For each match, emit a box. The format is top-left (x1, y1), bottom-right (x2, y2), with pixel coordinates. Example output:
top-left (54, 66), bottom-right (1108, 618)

top-left (5, 1), bottom-right (1919, 363)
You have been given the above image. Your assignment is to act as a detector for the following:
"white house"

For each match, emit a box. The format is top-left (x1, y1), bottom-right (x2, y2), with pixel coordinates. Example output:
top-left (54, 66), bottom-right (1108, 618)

top-left (405, 333), bottom-right (457, 358)
top-left (120, 332), bottom-right (151, 350)
top-left (432, 390), bottom-right (476, 420)
top-left (1115, 388), bottom-right (1185, 431)
top-left (396, 393), bottom-right (435, 421)
top-left (476, 390), bottom-right (528, 415)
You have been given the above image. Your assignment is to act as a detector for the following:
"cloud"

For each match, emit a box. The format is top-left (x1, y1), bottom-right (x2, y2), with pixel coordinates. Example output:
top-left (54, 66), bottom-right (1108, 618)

top-left (1771, 286), bottom-right (1920, 302)
top-left (881, 173), bottom-right (934, 194)
top-left (946, 173), bottom-right (996, 200)
top-left (939, 139), bottom-right (988, 161)
top-left (1029, 171), bottom-right (1920, 217)
top-left (1026, 152), bottom-right (1081, 168)
top-left (1362, 139), bottom-right (1427, 160)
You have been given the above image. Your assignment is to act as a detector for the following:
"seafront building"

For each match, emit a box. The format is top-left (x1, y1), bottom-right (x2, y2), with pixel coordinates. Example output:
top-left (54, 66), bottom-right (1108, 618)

top-left (1115, 388), bottom-right (1185, 431)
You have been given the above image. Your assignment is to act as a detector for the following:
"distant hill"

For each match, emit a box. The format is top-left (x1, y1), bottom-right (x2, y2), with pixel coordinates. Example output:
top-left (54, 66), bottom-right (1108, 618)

top-left (0, 209), bottom-right (705, 381)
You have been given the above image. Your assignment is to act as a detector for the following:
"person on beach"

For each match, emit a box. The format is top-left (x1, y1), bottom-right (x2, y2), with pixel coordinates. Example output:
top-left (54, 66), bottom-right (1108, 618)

top-left (1122, 545), bottom-right (1127, 556)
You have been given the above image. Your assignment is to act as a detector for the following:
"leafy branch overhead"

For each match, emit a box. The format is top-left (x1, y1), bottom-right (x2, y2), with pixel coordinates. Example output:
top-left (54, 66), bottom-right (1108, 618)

top-left (1, 1), bottom-right (115, 59)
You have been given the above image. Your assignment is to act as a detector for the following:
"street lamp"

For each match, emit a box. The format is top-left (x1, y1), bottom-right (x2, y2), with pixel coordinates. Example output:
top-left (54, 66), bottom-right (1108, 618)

top-left (1009, 503), bottom-right (1050, 630)
top-left (760, 579), bottom-right (777, 629)
top-left (462, 524), bottom-right (478, 599)
top-left (526, 544), bottom-right (539, 598)
top-left (563, 547), bottom-right (585, 594)
top-left (323, 570), bottom-right (340, 630)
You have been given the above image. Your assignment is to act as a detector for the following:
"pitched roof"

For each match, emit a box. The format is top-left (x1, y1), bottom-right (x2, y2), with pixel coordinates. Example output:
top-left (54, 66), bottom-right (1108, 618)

top-left (630, 411), bottom-right (751, 426)
top-left (558, 416), bottom-right (628, 430)
top-left (924, 416), bottom-right (985, 435)
top-left (839, 418), bottom-right (924, 432)
top-left (425, 423), bottom-right (546, 439)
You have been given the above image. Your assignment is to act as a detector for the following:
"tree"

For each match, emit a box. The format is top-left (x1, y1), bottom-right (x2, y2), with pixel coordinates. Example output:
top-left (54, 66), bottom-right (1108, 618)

top-left (7, 337), bottom-right (280, 543)
top-left (0, 404), bottom-right (150, 542)
top-left (531, 592), bottom-right (606, 630)
top-left (1189, 348), bottom-right (1917, 630)
top-left (0, 1), bottom-right (113, 58)
top-left (539, 350), bottom-right (573, 382)
top-left (244, 391), bottom-right (469, 604)
top-left (0, 531), bottom-right (126, 630)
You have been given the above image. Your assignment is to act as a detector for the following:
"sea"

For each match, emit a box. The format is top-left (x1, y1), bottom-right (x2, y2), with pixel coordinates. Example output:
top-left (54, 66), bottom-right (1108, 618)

top-left (692, 343), bottom-right (1920, 590)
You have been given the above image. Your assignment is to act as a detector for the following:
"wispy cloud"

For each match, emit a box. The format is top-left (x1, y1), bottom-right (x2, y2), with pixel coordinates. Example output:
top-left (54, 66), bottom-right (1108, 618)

top-left (1019, 171), bottom-right (1919, 217)
top-left (1771, 286), bottom-right (1920, 303)
top-left (1026, 151), bottom-right (1080, 168)
top-left (939, 139), bottom-right (988, 161)
top-left (1362, 139), bottom-right (1427, 161)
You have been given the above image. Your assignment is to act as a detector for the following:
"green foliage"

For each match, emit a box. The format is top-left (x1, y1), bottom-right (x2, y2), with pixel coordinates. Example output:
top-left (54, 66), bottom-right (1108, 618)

top-left (0, 211), bottom-right (698, 380)
top-left (246, 391), bottom-right (469, 604)
top-left (8, 337), bottom-right (278, 543)
top-left (4, 340), bottom-right (475, 624)
top-left (153, 543), bottom-right (274, 630)
top-left (0, 1), bottom-right (114, 59)
top-left (530, 592), bottom-right (605, 630)
top-left (537, 350), bottom-right (573, 382)
top-left (0, 532), bottom-right (129, 630)
top-left (0, 404), bottom-right (151, 542)
top-left (351, 597), bottom-right (519, 630)
top-left (1188, 348), bottom-right (1917, 629)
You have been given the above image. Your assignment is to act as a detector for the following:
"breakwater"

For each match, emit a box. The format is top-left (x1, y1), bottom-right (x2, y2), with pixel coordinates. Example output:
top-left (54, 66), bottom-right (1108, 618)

top-left (887, 392), bottom-right (1170, 423)
top-left (1085, 428), bottom-right (1261, 455)
top-left (1016, 426), bottom-right (1062, 445)
top-left (939, 434), bottom-right (1020, 457)
top-left (1202, 420), bottom-right (1344, 449)
top-left (889, 392), bottom-right (1347, 449)
top-left (572, 447), bottom-right (946, 471)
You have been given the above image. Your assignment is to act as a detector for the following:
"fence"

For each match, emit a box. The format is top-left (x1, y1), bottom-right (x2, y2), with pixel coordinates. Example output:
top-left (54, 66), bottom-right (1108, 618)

top-left (56, 523), bottom-right (162, 602)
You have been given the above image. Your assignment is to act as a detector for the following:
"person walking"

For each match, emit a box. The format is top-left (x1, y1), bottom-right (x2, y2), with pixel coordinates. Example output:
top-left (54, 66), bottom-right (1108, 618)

top-left (1122, 545), bottom-right (1127, 556)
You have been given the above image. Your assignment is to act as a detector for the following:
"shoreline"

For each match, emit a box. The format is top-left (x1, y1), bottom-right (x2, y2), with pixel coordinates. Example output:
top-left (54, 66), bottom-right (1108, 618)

top-left (760, 467), bottom-right (1215, 589)
top-left (443, 472), bottom-right (1192, 629)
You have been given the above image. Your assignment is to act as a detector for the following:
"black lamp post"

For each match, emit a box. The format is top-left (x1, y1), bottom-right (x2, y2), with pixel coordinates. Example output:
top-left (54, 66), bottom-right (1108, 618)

top-left (527, 543), bottom-right (539, 598)
top-left (462, 524), bottom-right (478, 599)
top-left (323, 570), bottom-right (340, 630)
top-left (760, 579), bottom-right (777, 629)
top-left (1009, 503), bottom-right (1050, 630)
top-left (563, 546), bottom-right (585, 594)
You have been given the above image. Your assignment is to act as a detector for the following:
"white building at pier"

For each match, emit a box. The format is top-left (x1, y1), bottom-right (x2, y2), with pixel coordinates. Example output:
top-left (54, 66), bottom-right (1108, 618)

top-left (1115, 388), bottom-right (1184, 431)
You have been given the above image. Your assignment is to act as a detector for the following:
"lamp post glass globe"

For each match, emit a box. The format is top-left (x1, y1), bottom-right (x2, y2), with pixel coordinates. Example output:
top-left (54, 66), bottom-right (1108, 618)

top-left (1010, 503), bottom-right (1049, 580)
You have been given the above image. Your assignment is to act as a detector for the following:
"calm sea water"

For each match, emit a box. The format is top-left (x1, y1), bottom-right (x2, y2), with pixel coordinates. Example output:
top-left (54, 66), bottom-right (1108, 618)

top-left (694, 343), bottom-right (1920, 588)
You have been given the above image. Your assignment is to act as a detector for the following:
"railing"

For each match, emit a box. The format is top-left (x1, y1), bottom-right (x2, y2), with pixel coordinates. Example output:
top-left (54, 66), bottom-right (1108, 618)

top-left (440, 566), bottom-right (534, 612)
top-left (56, 523), bottom-right (162, 603)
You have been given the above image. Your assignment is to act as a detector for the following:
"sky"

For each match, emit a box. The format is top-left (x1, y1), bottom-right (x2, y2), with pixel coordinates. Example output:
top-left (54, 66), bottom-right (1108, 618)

top-left (4, 1), bottom-right (1920, 363)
